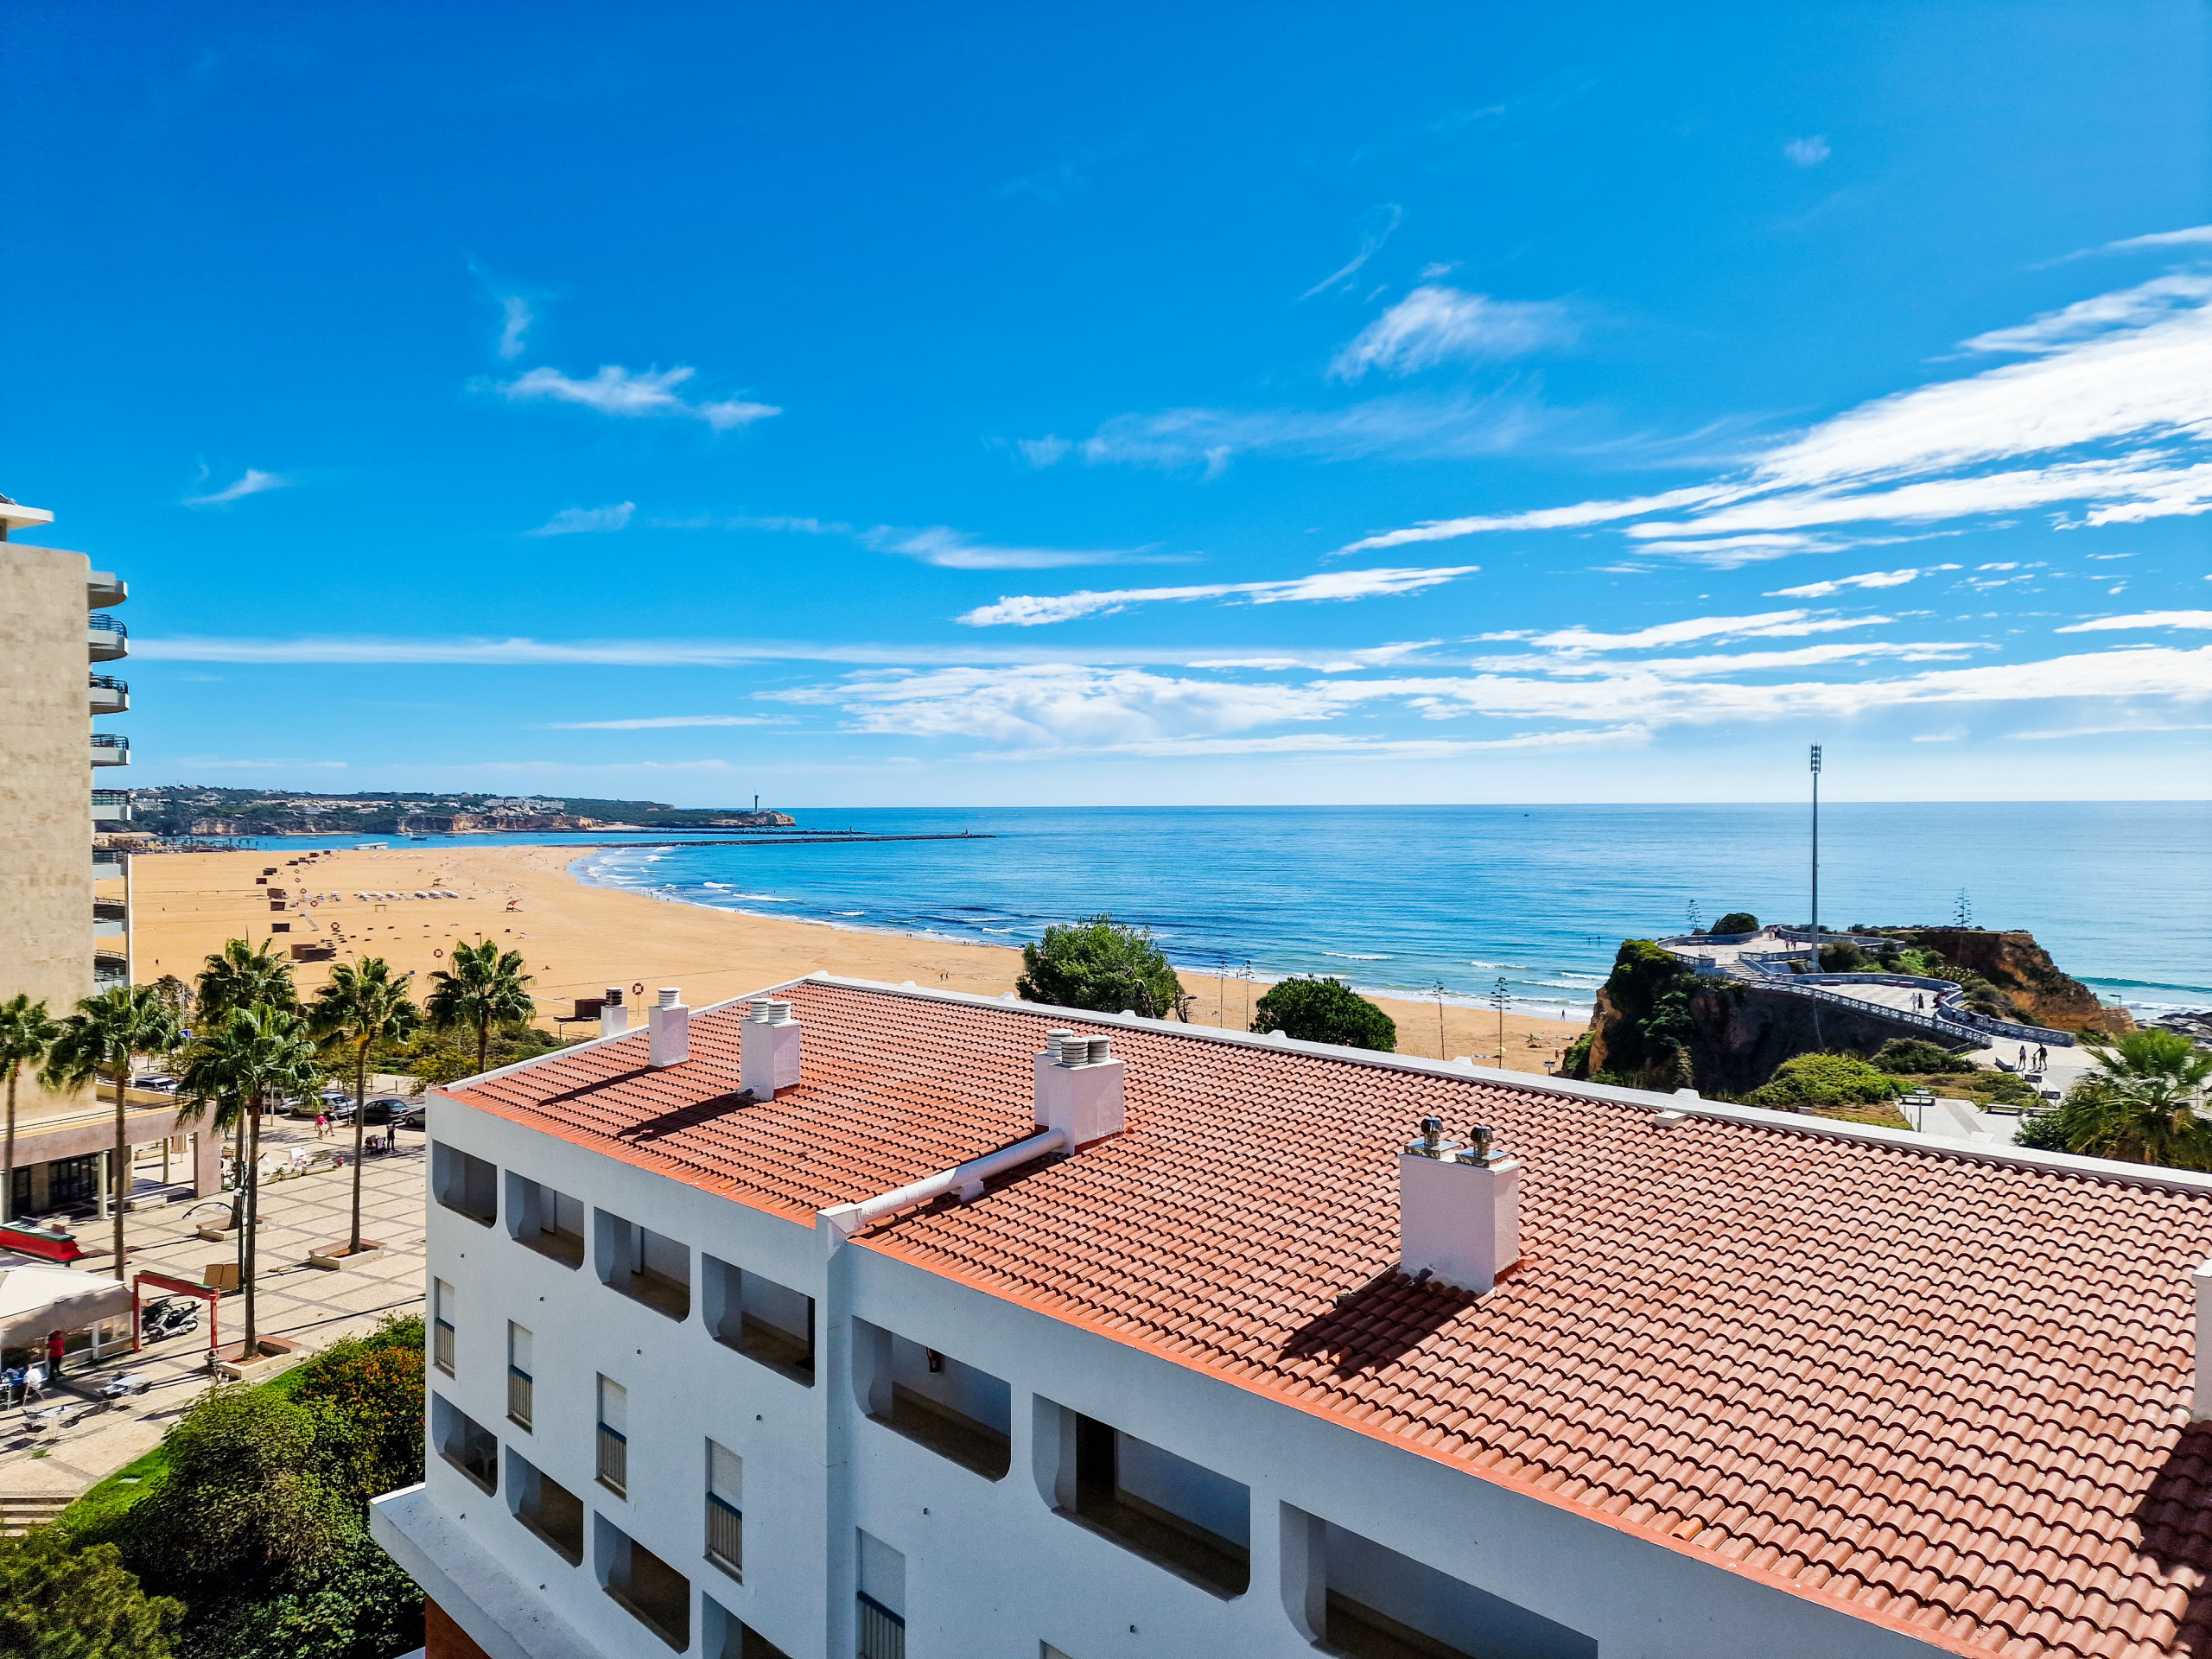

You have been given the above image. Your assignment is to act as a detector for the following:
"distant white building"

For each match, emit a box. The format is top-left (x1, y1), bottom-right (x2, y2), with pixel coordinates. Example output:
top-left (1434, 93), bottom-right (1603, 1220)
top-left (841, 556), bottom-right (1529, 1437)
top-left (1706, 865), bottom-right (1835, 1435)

top-left (373, 976), bottom-right (2212, 1659)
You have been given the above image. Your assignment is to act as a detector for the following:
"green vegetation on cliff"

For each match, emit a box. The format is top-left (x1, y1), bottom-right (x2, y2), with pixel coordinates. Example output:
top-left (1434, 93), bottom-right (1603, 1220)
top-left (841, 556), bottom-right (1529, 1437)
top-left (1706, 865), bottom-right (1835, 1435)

top-left (1570, 940), bottom-right (1735, 1090)
top-left (1750, 1052), bottom-right (1903, 1109)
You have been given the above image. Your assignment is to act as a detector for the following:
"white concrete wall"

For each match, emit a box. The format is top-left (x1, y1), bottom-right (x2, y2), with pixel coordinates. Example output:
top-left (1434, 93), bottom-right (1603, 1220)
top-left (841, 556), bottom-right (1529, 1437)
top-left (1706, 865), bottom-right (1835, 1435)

top-left (388, 1094), bottom-right (1959, 1659)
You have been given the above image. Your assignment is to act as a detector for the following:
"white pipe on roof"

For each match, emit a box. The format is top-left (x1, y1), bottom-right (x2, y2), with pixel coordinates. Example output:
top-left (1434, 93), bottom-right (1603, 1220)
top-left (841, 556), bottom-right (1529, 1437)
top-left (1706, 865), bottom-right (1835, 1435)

top-left (821, 1126), bottom-right (1067, 1237)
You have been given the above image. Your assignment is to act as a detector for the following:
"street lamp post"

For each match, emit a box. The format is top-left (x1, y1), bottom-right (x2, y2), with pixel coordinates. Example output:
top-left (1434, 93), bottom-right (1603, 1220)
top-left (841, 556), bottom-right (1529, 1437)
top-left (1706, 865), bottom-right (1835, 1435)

top-left (1808, 744), bottom-right (1822, 967)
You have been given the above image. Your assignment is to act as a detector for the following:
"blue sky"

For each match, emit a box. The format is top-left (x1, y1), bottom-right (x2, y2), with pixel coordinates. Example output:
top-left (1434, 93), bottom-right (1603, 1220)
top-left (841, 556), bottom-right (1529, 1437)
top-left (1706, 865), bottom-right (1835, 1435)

top-left (8, 3), bottom-right (2209, 806)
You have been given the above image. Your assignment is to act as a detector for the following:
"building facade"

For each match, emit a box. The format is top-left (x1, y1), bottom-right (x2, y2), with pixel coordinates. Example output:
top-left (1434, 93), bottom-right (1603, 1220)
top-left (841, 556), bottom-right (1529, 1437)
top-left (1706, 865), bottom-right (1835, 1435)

top-left (375, 976), bottom-right (2212, 1659)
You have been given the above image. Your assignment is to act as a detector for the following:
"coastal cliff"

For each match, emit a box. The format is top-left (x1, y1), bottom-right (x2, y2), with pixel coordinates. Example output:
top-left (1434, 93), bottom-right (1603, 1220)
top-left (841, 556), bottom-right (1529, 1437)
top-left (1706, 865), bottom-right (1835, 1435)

top-left (1878, 927), bottom-right (2133, 1036)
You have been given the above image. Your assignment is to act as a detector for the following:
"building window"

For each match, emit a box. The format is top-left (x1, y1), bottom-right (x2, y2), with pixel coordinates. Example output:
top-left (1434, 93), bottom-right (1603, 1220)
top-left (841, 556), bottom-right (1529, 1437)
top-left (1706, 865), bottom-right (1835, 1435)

top-left (1046, 1405), bottom-right (1249, 1598)
top-left (857, 1530), bottom-right (906, 1659)
top-left (431, 1395), bottom-right (497, 1495)
top-left (432, 1143), bottom-right (497, 1227)
top-left (506, 1172), bottom-right (585, 1268)
top-left (853, 1320), bottom-right (1010, 1479)
top-left (594, 1210), bottom-right (691, 1321)
top-left (596, 1376), bottom-right (628, 1497)
top-left (703, 1255), bottom-right (814, 1386)
top-left (432, 1280), bottom-right (456, 1375)
top-left (705, 1440), bottom-right (742, 1580)
top-left (504, 1446), bottom-right (583, 1565)
top-left (702, 1594), bottom-right (795, 1659)
top-left (595, 1513), bottom-right (690, 1651)
top-left (507, 1322), bottom-right (533, 1429)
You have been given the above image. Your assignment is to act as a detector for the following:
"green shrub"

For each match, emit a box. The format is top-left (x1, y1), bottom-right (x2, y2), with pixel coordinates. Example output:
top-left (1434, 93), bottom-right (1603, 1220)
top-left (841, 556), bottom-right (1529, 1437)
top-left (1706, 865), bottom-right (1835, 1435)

top-left (1713, 912), bottom-right (1758, 934)
top-left (1817, 941), bottom-right (1874, 971)
top-left (0, 1530), bottom-right (182, 1659)
top-left (2012, 1112), bottom-right (2073, 1153)
top-left (1872, 1039), bottom-right (1974, 1076)
top-left (1249, 977), bottom-right (1395, 1051)
top-left (1015, 916), bottom-right (1185, 1018)
top-left (1749, 1052), bottom-right (1904, 1109)
top-left (288, 1315), bottom-right (426, 1506)
top-left (1560, 1031), bottom-right (1594, 1079)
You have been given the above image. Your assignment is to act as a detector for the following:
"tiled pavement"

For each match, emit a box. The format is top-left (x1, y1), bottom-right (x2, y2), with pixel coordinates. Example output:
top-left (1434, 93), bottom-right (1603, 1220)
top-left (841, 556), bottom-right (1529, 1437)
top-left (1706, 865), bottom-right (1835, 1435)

top-left (0, 1119), bottom-right (429, 1510)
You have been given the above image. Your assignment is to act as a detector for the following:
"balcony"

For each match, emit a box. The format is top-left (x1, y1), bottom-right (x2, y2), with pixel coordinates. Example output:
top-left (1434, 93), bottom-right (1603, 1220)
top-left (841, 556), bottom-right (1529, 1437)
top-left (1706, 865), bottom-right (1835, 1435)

top-left (432, 1395), bottom-right (498, 1496)
top-left (93, 900), bottom-right (127, 940)
top-left (93, 956), bottom-right (129, 989)
top-left (92, 791), bottom-right (130, 827)
top-left (87, 613), bottom-right (127, 661)
top-left (433, 1144), bottom-right (497, 1227)
top-left (90, 734), bottom-right (130, 767)
top-left (595, 1515), bottom-right (690, 1652)
top-left (1047, 1408), bottom-right (1251, 1598)
top-left (506, 1173), bottom-right (585, 1268)
top-left (855, 1322), bottom-right (1011, 1479)
top-left (86, 571), bottom-right (127, 608)
top-left (703, 1255), bottom-right (813, 1385)
top-left (1302, 1516), bottom-right (1598, 1659)
top-left (505, 1449), bottom-right (583, 1565)
top-left (89, 673), bottom-right (129, 715)
top-left (595, 1211), bottom-right (690, 1321)
top-left (93, 851), bottom-right (124, 881)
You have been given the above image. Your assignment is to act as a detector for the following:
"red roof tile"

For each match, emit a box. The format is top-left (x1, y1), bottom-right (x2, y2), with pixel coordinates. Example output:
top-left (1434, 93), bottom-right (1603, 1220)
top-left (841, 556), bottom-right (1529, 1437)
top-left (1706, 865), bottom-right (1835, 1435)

top-left (450, 978), bottom-right (2212, 1659)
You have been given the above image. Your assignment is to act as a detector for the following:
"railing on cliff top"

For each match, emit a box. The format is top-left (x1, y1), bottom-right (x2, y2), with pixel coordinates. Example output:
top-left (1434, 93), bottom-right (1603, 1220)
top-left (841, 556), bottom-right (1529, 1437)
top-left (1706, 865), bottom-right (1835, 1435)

top-left (1658, 932), bottom-right (2075, 1048)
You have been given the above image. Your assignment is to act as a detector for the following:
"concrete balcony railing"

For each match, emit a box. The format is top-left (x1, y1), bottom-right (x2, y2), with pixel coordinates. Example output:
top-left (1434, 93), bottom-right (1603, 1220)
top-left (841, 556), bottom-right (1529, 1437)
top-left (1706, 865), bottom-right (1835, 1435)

top-left (93, 850), bottom-right (124, 880)
top-left (86, 571), bottom-right (127, 608)
top-left (91, 734), bottom-right (130, 767)
top-left (93, 955), bottom-right (129, 988)
top-left (87, 613), bottom-right (127, 662)
top-left (92, 791), bottom-right (130, 827)
top-left (93, 917), bottom-right (127, 940)
top-left (89, 673), bottom-right (128, 715)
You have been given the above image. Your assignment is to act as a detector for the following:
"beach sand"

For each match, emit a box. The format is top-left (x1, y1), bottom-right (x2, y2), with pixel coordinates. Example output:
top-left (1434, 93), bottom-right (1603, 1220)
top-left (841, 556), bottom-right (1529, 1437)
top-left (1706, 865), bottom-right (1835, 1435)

top-left (129, 844), bottom-right (1586, 1073)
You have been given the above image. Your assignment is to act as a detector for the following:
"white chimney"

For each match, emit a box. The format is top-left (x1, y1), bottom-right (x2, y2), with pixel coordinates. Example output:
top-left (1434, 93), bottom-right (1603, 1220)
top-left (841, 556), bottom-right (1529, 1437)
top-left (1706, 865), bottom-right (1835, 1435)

top-left (599, 987), bottom-right (629, 1039)
top-left (1034, 1029), bottom-right (1125, 1147)
top-left (2194, 1260), bottom-right (2212, 1421)
top-left (741, 996), bottom-right (803, 1098)
top-left (1399, 1119), bottom-right (1520, 1295)
top-left (647, 987), bottom-right (690, 1067)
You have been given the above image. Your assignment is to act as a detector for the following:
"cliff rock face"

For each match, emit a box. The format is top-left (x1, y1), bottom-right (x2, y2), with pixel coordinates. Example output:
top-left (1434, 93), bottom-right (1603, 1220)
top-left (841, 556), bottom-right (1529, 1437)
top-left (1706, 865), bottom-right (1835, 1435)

top-left (1586, 982), bottom-right (1935, 1096)
top-left (1894, 928), bottom-right (2133, 1035)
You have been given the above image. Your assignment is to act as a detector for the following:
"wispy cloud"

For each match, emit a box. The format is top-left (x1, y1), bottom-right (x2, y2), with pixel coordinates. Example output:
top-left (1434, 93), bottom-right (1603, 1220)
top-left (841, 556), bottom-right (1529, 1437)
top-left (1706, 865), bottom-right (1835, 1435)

top-left (957, 566), bottom-right (1478, 628)
top-left (2054, 609), bottom-right (2212, 632)
top-left (526, 502), bottom-right (634, 537)
top-left (864, 526), bottom-right (1185, 571)
top-left (539, 715), bottom-right (779, 729)
top-left (1336, 270), bottom-right (2212, 559)
top-left (1297, 203), bottom-right (1404, 302)
top-left (498, 295), bottom-right (533, 360)
top-left (1783, 135), bottom-right (1831, 167)
top-left (185, 467), bottom-right (290, 507)
top-left (498, 365), bottom-right (779, 431)
top-left (1520, 609), bottom-right (1885, 652)
top-left (2059, 224), bottom-right (2212, 262)
top-left (1329, 285), bottom-right (1574, 380)
top-left (647, 512), bottom-right (852, 536)
top-left (1020, 391), bottom-right (1553, 477)
top-left (1765, 565), bottom-right (1958, 598)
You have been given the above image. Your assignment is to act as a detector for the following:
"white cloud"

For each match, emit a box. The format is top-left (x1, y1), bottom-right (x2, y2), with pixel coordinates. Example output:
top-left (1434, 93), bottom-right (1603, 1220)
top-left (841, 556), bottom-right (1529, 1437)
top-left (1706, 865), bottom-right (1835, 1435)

top-left (526, 502), bottom-right (634, 537)
top-left (539, 715), bottom-right (779, 729)
top-left (1022, 392), bottom-right (1554, 476)
top-left (1334, 271), bottom-right (2212, 558)
top-left (865, 526), bottom-right (1182, 571)
top-left (957, 566), bottom-right (1478, 628)
top-left (499, 365), bottom-right (779, 430)
top-left (1471, 640), bottom-right (1982, 678)
top-left (1329, 285), bottom-right (1574, 380)
top-left (2054, 610), bottom-right (2212, 632)
top-left (1522, 609), bottom-right (1883, 652)
top-left (185, 467), bottom-right (290, 506)
top-left (2063, 225), bottom-right (2212, 260)
top-left (1784, 136), bottom-right (1831, 167)
top-left (1298, 203), bottom-right (1403, 302)
top-left (648, 513), bottom-right (852, 536)
top-left (1765, 566), bottom-right (1954, 598)
top-left (498, 294), bottom-right (532, 360)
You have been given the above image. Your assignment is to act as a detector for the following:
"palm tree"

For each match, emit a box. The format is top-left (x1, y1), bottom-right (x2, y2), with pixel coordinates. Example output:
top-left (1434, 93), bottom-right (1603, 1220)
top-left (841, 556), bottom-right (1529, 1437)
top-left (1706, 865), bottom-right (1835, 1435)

top-left (43, 987), bottom-right (181, 1277)
top-left (194, 939), bottom-right (298, 1236)
top-left (0, 996), bottom-right (60, 1224)
top-left (2084, 1029), bottom-right (2212, 1096)
top-left (2035, 1031), bottom-right (2212, 1169)
top-left (175, 1007), bottom-right (322, 1352)
top-left (425, 939), bottom-right (535, 1078)
top-left (309, 959), bottom-right (421, 1255)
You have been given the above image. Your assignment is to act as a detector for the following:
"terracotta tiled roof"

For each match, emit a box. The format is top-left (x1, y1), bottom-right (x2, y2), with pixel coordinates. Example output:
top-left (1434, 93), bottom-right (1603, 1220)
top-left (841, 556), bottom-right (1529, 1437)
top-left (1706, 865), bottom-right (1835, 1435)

top-left (449, 978), bottom-right (2212, 1659)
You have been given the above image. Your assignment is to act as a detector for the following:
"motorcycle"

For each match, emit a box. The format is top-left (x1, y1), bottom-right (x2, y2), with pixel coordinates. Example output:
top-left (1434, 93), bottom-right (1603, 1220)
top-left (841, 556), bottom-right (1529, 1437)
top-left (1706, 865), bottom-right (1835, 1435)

top-left (140, 1297), bottom-right (201, 1342)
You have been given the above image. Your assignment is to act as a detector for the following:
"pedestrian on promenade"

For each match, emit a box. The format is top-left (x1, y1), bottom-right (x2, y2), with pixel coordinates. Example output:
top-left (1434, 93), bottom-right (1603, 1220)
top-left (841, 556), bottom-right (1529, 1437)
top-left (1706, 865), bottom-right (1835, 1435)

top-left (315, 1112), bottom-right (329, 1141)
top-left (2036, 1044), bottom-right (2048, 1069)
top-left (22, 1363), bottom-right (45, 1407)
top-left (46, 1330), bottom-right (64, 1379)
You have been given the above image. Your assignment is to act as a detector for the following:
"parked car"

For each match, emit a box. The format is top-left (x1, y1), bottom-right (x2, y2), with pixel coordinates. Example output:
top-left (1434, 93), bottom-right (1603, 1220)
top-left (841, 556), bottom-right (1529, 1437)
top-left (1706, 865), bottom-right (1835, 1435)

top-left (331, 1096), bottom-right (416, 1128)
top-left (132, 1074), bottom-right (177, 1094)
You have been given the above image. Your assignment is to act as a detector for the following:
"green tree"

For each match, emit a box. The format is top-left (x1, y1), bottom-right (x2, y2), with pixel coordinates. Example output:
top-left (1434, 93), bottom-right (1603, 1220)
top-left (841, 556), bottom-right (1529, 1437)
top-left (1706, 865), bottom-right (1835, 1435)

top-left (0, 995), bottom-right (60, 1224)
top-left (2019, 1030), bottom-right (2212, 1168)
top-left (1249, 976), bottom-right (1396, 1051)
top-left (288, 1315), bottom-right (427, 1506)
top-left (1749, 1052), bottom-right (1904, 1110)
top-left (175, 1008), bottom-right (322, 1351)
top-left (194, 940), bottom-right (296, 1023)
top-left (424, 939), bottom-right (535, 1077)
top-left (2083, 1028), bottom-right (2212, 1095)
top-left (1712, 912), bottom-right (1759, 934)
top-left (43, 988), bottom-right (181, 1277)
top-left (1015, 916), bottom-right (1184, 1018)
top-left (1591, 940), bottom-right (1716, 1090)
top-left (308, 962), bottom-right (421, 1254)
top-left (0, 1529), bottom-right (182, 1659)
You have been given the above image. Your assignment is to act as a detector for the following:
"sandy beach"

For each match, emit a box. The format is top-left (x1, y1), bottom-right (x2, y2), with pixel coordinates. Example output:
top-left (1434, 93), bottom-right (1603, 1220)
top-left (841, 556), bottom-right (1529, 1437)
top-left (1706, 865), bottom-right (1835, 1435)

top-left (129, 844), bottom-right (1585, 1072)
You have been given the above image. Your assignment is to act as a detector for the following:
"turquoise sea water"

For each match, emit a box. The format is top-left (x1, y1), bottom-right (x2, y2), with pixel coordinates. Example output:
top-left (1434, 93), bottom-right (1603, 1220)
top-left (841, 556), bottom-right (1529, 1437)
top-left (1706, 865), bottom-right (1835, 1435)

top-left (240, 804), bottom-right (2208, 1018)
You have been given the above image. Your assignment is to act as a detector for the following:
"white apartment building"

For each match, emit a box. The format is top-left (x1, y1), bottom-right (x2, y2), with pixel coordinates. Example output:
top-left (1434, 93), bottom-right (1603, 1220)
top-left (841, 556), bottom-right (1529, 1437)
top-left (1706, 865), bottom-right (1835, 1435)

top-left (373, 976), bottom-right (2212, 1659)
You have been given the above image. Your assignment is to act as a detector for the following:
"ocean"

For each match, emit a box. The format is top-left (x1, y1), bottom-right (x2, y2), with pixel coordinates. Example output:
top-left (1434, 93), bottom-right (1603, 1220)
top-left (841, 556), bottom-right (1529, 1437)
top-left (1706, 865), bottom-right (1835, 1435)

top-left (520, 803), bottom-right (2206, 1020)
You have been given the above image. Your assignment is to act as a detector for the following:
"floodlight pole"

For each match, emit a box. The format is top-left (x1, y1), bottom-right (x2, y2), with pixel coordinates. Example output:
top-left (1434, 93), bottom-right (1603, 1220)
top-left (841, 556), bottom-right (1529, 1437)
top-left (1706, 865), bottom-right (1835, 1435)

top-left (1808, 744), bottom-right (1822, 966)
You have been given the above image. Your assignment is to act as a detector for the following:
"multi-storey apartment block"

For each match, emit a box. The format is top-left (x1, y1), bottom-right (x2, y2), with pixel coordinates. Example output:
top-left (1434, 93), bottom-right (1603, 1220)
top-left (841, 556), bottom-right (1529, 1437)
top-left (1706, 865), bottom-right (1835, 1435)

top-left (376, 975), bottom-right (2212, 1659)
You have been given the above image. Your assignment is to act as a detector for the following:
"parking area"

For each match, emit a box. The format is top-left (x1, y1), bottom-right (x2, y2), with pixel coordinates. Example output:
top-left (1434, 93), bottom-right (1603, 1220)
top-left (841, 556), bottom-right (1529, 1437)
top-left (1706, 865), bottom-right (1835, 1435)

top-left (0, 1119), bottom-right (428, 1519)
